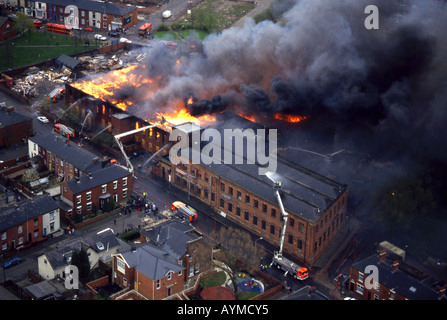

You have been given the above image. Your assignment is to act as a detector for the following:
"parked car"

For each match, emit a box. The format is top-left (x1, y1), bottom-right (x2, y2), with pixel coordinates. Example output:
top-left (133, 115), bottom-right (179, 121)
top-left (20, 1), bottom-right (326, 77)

top-left (162, 10), bottom-right (172, 19)
top-left (108, 31), bottom-right (120, 38)
top-left (119, 37), bottom-right (132, 44)
top-left (37, 116), bottom-right (49, 123)
top-left (3, 257), bottom-right (22, 268)
top-left (94, 34), bottom-right (107, 41)
top-left (83, 27), bottom-right (93, 32)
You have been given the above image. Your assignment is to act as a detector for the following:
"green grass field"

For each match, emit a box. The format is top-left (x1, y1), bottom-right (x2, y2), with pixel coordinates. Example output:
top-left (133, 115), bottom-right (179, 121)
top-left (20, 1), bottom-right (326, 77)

top-left (0, 30), bottom-right (100, 71)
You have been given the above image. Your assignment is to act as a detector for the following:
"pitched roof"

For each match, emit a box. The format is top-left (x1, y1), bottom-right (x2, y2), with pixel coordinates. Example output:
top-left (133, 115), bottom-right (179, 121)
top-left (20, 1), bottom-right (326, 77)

top-left (351, 254), bottom-right (440, 300)
top-left (42, 230), bottom-right (119, 270)
top-left (121, 242), bottom-right (184, 281)
top-left (29, 132), bottom-right (103, 174)
top-left (0, 106), bottom-right (32, 128)
top-left (0, 194), bottom-right (60, 232)
top-left (56, 54), bottom-right (80, 70)
top-left (65, 164), bottom-right (131, 194)
top-left (140, 220), bottom-right (199, 260)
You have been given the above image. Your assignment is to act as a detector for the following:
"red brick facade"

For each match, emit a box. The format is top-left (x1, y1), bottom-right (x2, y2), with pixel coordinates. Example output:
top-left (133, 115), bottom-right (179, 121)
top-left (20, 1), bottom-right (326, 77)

top-left (112, 253), bottom-right (185, 300)
top-left (60, 169), bottom-right (133, 219)
top-left (1, 215), bottom-right (44, 254)
top-left (153, 157), bottom-right (348, 267)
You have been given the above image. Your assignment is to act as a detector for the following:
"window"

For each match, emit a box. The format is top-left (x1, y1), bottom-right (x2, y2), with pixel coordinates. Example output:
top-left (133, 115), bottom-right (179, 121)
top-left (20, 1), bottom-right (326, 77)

top-left (358, 272), bottom-right (364, 283)
top-left (122, 177), bottom-right (127, 186)
top-left (237, 191), bottom-right (241, 200)
top-left (356, 284), bottom-right (364, 295)
top-left (34, 230), bottom-right (39, 238)
top-left (18, 225), bottom-right (23, 234)
top-left (228, 187), bottom-right (233, 196)
top-left (289, 218), bottom-right (295, 227)
top-left (49, 211), bottom-right (55, 221)
top-left (271, 208), bottom-right (276, 217)
top-left (123, 278), bottom-right (128, 287)
top-left (123, 188), bottom-right (128, 198)
top-left (261, 220), bottom-right (266, 230)
top-left (244, 211), bottom-right (249, 221)
top-left (113, 180), bottom-right (118, 189)
top-left (220, 198), bottom-right (225, 208)
top-left (77, 195), bottom-right (81, 204)
top-left (34, 219), bottom-right (38, 227)
top-left (117, 259), bottom-right (126, 273)
top-left (167, 271), bottom-right (172, 280)
top-left (102, 184), bottom-right (107, 194)
top-left (221, 183), bottom-right (225, 192)
top-left (390, 290), bottom-right (395, 300)
top-left (245, 194), bottom-right (250, 204)
top-left (262, 204), bottom-right (267, 213)
top-left (77, 206), bottom-right (82, 215)
top-left (299, 222), bottom-right (304, 233)
top-left (270, 225), bottom-right (275, 235)
top-left (1, 232), bottom-right (6, 240)
top-left (297, 239), bottom-right (303, 250)
top-left (228, 203), bottom-right (233, 212)
top-left (288, 234), bottom-right (293, 244)
top-left (87, 202), bottom-right (92, 212)
top-left (253, 216), bottom-right (258, 226)
top-left (254, 199), bottom-right (258, 208)
top-left (211, 192), bottom-right (215, 202)
top-left (86, 191), bottom-right (91, 201)
top-left (156, 279), bottom-right (161, 289)
top-left (1, 243), bottom-right (6, 251)
top-left (236, 207), bottom-right (241, 216)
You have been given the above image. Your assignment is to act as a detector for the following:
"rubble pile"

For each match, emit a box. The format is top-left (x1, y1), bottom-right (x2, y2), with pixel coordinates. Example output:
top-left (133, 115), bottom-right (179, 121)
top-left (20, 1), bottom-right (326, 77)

top-left (11, 66), bottom-right (72, 98)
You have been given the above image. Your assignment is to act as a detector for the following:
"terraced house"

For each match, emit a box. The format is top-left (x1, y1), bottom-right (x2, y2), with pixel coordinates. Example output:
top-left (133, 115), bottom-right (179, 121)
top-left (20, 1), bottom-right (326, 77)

top-left (21, 0), bottom-right (139, 31)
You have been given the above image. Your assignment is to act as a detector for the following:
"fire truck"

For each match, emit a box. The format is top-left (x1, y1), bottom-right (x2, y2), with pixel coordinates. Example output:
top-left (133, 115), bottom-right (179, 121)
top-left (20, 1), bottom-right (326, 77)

top-left (46, 22), bottom-right (73, 35)
top-left (171, 201), bottom-right (197, 223)
top-left (34, 20), bottom-right (43, 29)
top-left (267, 175), bottom-right (309, 280)
top-left (138, 22), bottom-right (152, 37)
top-left (48, 87), bottom-right (65, 103)
top-left (54, 123), bottom-right (75, 139)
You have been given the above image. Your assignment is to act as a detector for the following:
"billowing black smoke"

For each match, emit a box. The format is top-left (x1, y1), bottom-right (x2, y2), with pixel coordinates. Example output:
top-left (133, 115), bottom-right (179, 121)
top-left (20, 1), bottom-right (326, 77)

top-left (126, 0), bottom-right (447, 164)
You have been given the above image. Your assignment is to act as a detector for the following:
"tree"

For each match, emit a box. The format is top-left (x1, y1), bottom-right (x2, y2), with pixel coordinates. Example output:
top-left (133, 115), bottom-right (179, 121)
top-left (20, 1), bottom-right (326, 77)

top-left (374, 175), bottom-right (437, 233)
top-left (210, 226), bottom-right (264, 300)
top-left (22, 168), bottom-right (39, 183)
top-left (71, 247), bottom-right (91, 280)
top-left (13, 13), bottom-right (34, 35)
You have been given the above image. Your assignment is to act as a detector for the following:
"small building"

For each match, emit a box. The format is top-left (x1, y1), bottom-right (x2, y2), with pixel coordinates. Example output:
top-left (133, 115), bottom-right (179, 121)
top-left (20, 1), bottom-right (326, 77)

top-left (349, 250), bottom-right (446, 300)
top-left (140, 219), bottom-right (213, 281)
top-left (112, 242), bottom-right (185, 300)
top-left (0, 105), bottom-right (33, 149)
top-left (0, 194), bottom-right (60, 254)
top-left (28, 132), bottom-right (106, 181)
top-left (60, 164), bottom-right (133, 219)
top-left (37, 229), bottom-right (120, 280)
top-left (0, 17), bottom-right (16, 41)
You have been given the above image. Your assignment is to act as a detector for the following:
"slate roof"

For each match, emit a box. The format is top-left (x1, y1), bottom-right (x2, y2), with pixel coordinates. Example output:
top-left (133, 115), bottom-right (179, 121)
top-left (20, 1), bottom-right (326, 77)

top-left (42, 230), bottom-right (119, 270)
top-left (0, 194), bottom-right (60, 232)
top-left (121, 242), bottom-right (184, 281)
top-left (172, 114), bottom-right (347, 223)
top-left (43, 0), bottom-right (137, 16)
top-left (351, 254), bottom-right (441, 300)
top-left (56, 54), bottom-right (80, 70)
top-left (65, 164), bottom-right (131, 194)
top-left (0, 106), bottom-right (32, 128)
top-left (29, 132), bottom-right (103, 174)
top-left (140, 220), bottom-right (199, 260)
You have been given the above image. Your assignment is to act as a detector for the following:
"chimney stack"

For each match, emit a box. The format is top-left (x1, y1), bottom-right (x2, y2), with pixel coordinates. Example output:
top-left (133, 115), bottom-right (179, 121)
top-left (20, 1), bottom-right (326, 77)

top-left (378, 249), bottom-right (387, 263)
top-left (392, 260), bottom-right (399, 273)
